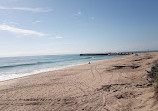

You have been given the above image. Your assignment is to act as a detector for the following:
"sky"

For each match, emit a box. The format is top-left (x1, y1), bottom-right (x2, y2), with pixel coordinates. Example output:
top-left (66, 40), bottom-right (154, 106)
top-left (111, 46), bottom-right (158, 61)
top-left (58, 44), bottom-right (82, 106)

top-left (0, 0), bottom-right (158, 57)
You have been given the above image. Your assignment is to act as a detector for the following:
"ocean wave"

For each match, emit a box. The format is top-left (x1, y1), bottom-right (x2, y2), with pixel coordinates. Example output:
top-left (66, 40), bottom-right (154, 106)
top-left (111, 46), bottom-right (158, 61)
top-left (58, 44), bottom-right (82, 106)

top-left (0, 57), bottom-right (92, 69)
top-left (81, 56), bottom-right (92, 59)
top-left (0, 61), bottom-right (55, 69)
top-left (0, 62), bottom-right (88, 81)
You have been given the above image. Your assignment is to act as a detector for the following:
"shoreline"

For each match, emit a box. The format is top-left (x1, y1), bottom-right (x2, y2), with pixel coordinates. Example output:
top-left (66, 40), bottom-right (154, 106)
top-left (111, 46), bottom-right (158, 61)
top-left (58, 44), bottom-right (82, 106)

top-left (0, 55), bottom-right (123, 82)
top-left (0, 62), bottom-right (89, 83)
top-left (1, 52), bottom-right (158, 111)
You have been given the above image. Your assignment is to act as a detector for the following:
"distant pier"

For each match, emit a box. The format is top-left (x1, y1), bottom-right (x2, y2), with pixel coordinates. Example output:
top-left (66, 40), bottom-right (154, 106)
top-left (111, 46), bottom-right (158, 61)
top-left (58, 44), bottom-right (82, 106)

top-left (80, 52), bottom-right (134, 56)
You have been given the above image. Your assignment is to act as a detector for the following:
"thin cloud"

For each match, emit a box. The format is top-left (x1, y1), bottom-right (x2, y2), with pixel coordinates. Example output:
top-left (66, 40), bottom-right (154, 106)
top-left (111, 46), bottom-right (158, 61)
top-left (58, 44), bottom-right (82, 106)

top-left (0, 24), bottom-right (46, 37)
top-left (32, 20), bottom-right (42, 24)
top-left (75, 11), bottom-right (82, 16)
top-left (0, 6), bottom-right (52, 12)
top-left (8, 22), bottom-right (19, 25)
top-left (91, 16), bottom-right (94, 20)
top-left (55, 36), bottom-right (63, 39)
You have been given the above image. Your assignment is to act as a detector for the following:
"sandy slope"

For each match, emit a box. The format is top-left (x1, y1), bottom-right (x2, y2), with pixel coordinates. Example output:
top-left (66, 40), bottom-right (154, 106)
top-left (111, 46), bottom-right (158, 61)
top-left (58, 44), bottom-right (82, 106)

top-left (0, 52), bottom-right (158, 111)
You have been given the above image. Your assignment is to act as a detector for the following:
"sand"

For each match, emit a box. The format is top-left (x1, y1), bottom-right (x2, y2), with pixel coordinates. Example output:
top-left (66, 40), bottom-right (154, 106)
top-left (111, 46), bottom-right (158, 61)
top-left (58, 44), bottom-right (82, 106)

top-left (0, 52), bottom-right (158, 111)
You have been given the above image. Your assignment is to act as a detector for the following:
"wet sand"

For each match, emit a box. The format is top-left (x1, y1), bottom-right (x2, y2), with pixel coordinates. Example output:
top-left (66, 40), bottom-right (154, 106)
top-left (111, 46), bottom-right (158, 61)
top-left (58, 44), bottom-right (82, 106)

top-left (0, 52), bottom-right (158, 111)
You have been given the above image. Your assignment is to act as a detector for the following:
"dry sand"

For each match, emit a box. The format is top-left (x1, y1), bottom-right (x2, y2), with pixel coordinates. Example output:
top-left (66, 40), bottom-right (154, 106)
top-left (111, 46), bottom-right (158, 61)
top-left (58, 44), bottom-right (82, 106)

top-left (0, 52), bottom-right (158, 111)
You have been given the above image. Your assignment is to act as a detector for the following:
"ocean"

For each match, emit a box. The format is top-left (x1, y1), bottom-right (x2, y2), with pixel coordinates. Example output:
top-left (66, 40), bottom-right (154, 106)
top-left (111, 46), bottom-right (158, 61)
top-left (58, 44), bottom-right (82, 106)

top-left (0, 54), bottom-right (122, 81)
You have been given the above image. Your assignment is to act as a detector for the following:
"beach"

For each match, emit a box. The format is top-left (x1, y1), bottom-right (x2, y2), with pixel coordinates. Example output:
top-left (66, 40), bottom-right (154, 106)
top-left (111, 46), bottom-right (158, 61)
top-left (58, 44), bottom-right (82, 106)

top-left (0, 52), bottom-right (158, 111)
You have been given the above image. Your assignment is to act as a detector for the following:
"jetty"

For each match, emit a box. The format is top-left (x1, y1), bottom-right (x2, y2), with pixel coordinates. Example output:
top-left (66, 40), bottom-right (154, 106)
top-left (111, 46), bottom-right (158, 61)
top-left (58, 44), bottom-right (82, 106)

top-left (80, 52), bottom-right (134, 56)
top-left (80, 50), bottom-right (158, 56)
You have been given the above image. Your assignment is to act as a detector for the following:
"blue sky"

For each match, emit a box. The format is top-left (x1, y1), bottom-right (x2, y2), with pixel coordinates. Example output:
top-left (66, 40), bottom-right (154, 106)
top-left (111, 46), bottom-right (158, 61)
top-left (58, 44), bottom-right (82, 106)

top-left (0, 0), bottom-right (158, 57)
